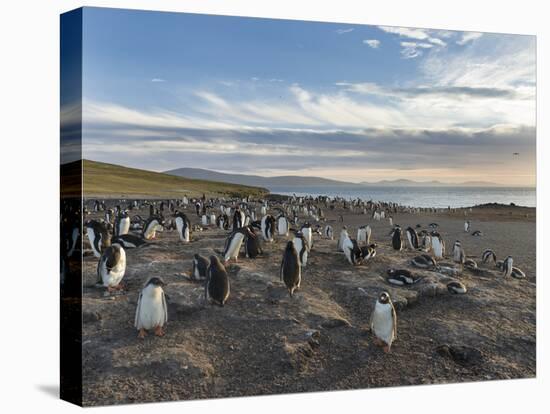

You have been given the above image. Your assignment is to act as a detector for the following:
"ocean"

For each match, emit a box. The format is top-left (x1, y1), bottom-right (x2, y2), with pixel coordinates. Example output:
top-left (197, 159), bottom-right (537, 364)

top-left (268, 186), bottom-right (536, 209)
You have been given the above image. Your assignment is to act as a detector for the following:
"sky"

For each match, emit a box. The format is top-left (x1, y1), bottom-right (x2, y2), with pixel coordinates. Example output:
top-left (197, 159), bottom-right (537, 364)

top-left (76, 7), bottom-right (536, 186)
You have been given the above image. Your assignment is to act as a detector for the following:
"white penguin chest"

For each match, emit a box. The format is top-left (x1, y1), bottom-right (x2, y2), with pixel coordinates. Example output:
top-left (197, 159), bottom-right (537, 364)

top-left (136, 287), bottom-right (166, 329)
top-left (372, 302), bottom-right (395, 343)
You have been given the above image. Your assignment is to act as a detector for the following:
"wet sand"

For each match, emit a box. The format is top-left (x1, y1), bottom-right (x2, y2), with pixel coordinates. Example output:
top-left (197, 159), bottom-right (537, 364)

top-left (80, 200), bottom-right (536, 406)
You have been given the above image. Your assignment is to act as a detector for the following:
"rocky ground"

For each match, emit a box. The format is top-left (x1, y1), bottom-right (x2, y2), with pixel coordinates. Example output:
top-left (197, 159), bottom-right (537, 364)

top-left (80, 202), bottom-right (536, 406)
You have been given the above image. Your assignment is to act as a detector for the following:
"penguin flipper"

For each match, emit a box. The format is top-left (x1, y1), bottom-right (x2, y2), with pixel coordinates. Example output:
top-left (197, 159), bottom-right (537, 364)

top-left (161, 291), bottom-right (168, 324)
top-left (392, 304), bottom-right (398, 339)
top-left (134, 292), bottom-right (143, 328)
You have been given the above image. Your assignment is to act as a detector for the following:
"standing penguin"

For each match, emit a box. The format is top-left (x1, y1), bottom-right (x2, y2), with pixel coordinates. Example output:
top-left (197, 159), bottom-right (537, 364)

top-left (370, 291), bottom-right (397, 353)
top-left (391, 226), bottom-right (403, 251)
top-left (337, 227), bottom-right (349, 252)
top-left (134, 277), bottom-right (168, 338)
top-left (114, 210), bottom-right (130, 236)
top-left (244, 226), bottom-right (263, 259)
top-left (464, 220), bottom-right (470, 232)
top-left (277, 215), bottom-right (289, 237)
top-left (233, 207), bottom-right (245, 230)
top-left (280, 241), bottom-right (301, 297)
top-left (452, 240), bottom-right (465, 264)
top-left (191, 253), bottom-right (209, 280)
top-left (223, 227), bottom-right (250, 263)
top-left (292, 230), bottom-right (309, 268)
top-left (97, 244), bottom-right (126, 292)
top-left (342, 237), bottom-right (363, 266)
top-left (431, 231), bottom-right (445, 258)
top-left (357, 225), bottom-right (371, 246)
top-left (405, 227), bottom-right (419, 250)
top-left (301, 222), bottom-right (313, 251)
top-left (205, 256), bottom-right (230, 306)
top-left (85, 220), bottom-right (110, 258)
top-left (502, 255), bottom-right (514, 277)
top-left (324, 224), bottom-right (334, 240)
top-left (260, 215), bottom-right (275, 242)
top-left (174, 211), bottom-right (191, 243)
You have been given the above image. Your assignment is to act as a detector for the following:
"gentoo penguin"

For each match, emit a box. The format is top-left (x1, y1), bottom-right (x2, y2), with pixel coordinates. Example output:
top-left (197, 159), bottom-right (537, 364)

top-left (85, 220), bottom-right (110, 258)
top-left (418, 230), bottom-right (431, 252)
top-left (174, 211), bottom-right (191, 242)
top-left (114, 210), bottom-right (130, 236)
top-left (233, 207), bottom-right (245, 230)
top-left (216, 213), bottom-right (229, 230)
top-left (357, 225), bottom-right (372, 246)
top-left (464, 258), bottom-right (478, 270)
top-left (277, 215), bottom-right (289, 237)
top-left (97, 244), bottom-right (126, 292)
top-left (391, 226), bottom-right (403, 251)
top-left (447, 281), bottom-right (467, 294)
top-left (360, 243), bottom-right (377, 262)
top-left (430, 231), bottom-right (445, 258)
top-left (482, 249), bottom-right (497, 265)
top-left (223, 227), bottom-right (251, 263)
top-left (495, 260), bottom-right (504, 271)
top-left (405, 227), bottom-right (419, 250)
top-left (511, 267), bottom-right (526, 279)
top-left (244, 226), bottom-right (263, 259)
top-left (324, 224), bottom-right (334, 240)
top-left (142, 215), bottom-right (164, 240)
top-left (342, 237), bottom-right (363, 265)
top-left (260, 204), bottom-right (267, 216)
top-left (205, 255), bottom-right (230, 306)
top-left (210, 213), bottom-right (216, 225)
top-left (301, 223), bottom-right (313, 251)
top-left (471, 230), bottom-right (483, 237)
top-left (111, 234), bottom-right (148, 249)
top-left (388, 216), bottom-right (393, 226)
top-left (370, 291), bottom-right (397, 353)
top-left (411, 254), bottom-right (437, 270)
top-left (260, 215), bottom-right (275, 242)
top-left (280, 241), bottom-right (301, 297)
top-left (191, 253), bottom-right (209, 280)
top-left (502, 255), bottom-right (514, 277)
top-left (292, 231), bottom-right (309, 268)
top-left (386, 268), bottom-right (422, 286)
top-left (67, 225), bottom-right (80, 257)
top-left (429, 223), bottom-right (439, 229)
top-left (452, 240), bottom-right (465, 264)
top-left (337, 227), bottom-right (349, 252)
top-left (464, 220), bottom-right (470, 232)
top-left (201, 214), bottom-right (209, 226)
top-left (134, 277), bottom-right (168, 338)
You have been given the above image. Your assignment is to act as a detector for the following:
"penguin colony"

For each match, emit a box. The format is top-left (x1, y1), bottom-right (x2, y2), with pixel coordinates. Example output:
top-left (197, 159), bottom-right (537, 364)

top-left (63, 195), bottom-right (528, 351)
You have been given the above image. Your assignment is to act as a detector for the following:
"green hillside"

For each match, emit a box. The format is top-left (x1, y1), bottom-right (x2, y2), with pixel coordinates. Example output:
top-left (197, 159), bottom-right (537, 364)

top-left (82, 160), bottom-right (269, 199)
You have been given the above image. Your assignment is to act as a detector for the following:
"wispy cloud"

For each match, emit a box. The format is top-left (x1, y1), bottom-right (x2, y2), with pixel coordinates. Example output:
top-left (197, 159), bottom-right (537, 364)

top-left (378, 25), bottom-right (446, 47)
top-left (335, 28), bottom-right (354, 35)
top-left (456, 32), bottom-right (483, 45)
top-left (363, 39), bottom-right (380, 49)
top-left (151, 78), bottom-right (166, 82)
top-left (400, 41), bottom-right (433, 59)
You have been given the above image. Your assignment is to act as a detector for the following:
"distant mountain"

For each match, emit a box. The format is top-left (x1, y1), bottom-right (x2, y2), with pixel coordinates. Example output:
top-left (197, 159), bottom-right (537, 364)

top-left (82, 160), bottom-right (268, 198)
top-left (164, 167), bottom-right (358, 188)
top-left (164, 167), bottom-right (506, 189)
top-left (360, 179), bottom-right (504, 187)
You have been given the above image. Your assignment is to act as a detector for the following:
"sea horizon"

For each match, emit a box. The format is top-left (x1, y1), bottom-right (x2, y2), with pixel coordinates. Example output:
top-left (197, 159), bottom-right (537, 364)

top-left (268, 185), bottom-right (536, 209)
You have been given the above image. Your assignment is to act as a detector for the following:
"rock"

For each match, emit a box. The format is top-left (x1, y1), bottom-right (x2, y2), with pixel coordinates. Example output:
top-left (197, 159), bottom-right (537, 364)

top-left (320, 318), bottom-right (351, 329)
top-left (83, 311), bottom-right (102, 323)
top-left (435, 344), bottom-right (484, 366)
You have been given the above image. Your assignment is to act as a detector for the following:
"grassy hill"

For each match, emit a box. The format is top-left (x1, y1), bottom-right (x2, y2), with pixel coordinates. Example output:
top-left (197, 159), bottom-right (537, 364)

top-left (81, 160), bottom-right (269, 199)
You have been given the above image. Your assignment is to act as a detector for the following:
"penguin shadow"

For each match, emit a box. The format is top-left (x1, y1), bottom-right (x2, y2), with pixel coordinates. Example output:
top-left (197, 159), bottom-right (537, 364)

top-left (35, 384), bottom-right (59, 399)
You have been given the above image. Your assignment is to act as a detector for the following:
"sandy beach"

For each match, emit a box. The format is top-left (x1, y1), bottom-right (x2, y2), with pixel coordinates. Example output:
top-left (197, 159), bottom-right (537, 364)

top-left (79, 199), bottom-right (536, 406)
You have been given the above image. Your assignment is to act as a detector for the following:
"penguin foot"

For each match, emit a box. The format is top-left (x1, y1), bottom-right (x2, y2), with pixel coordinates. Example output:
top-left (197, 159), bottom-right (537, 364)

top-left (154, 326), bottom-right (165, 337)
top-left (383, 345), bottom-right (391, 353)
top-left (138, 329), bottom-right (147, 339)
top-left (373, 337), bottom-right (383, 347)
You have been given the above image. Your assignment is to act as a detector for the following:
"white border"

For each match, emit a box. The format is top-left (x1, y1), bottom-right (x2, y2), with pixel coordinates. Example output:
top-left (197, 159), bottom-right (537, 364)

top-left (0, 1), bottom-right (547, 413)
